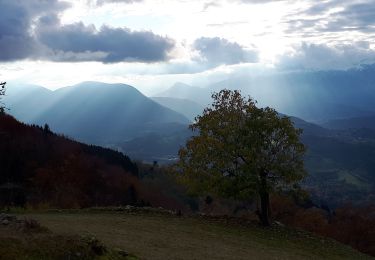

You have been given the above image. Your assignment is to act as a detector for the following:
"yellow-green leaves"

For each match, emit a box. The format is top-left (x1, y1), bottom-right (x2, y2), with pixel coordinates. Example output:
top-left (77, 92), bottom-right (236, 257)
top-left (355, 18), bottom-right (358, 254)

top-left (178, 89), bottom-right (306, 201)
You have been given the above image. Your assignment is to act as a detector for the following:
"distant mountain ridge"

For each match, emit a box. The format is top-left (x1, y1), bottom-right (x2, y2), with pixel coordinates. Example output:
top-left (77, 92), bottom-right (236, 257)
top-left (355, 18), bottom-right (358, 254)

top-left (151, 96), bottom-right (204, 121)
top-left (323, 115), bottom-right (375, 130)
top-left (156, 82), bottom-right (211, 106)
top-left (158, 66), bottom-right (375, 122)
top-left (5, 81), bottom-right (190, 145)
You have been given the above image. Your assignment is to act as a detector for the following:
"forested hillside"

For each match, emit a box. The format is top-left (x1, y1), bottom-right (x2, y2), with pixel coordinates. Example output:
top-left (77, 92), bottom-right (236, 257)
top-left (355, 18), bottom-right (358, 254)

top-left (0, 114), bottom-right (185, 210)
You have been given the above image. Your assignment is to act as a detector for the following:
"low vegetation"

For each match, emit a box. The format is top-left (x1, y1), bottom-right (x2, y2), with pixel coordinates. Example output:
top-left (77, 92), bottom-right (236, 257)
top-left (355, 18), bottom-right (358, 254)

top-left (0, 213), bottom-right (136, 259)
top-left (271, 195), bottom-right (375, 256)
top-left (12, 209), bottom-right (373, 260)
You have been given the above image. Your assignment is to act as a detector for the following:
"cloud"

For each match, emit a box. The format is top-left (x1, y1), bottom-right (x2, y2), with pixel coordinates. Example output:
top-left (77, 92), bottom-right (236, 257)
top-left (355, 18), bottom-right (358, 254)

top-left (327, 1), bottom-right (375, 33)
top-left (193, 37), bottom-right (258, 66)
top-left (0, 0), bottom-right (174, 63)
top-left (237, 0), bottom-right (288, 4)
top-left (277, 42), bottom-right (375, 70)
top-left (302, 0), bottom-right (341, 16)
top-left (90, 0), bottom-right (143, 6)
top-left (36, 16), bottom-right (175, 63)
top-left (202, 1), bottom-right (221, 11)
top-left (207, 21), bottom-right (249, 27)
top-left (286, 0), bottom-right (375, 35)
top-left (0, 0), bottom-right (70, 61)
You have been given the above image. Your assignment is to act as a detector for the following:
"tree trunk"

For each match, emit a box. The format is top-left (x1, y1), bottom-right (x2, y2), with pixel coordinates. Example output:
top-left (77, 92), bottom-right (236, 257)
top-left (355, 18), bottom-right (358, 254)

top-left (259, 190), bottom-right (270, 226)
top-left (259, 171), bottom-right (270, 226)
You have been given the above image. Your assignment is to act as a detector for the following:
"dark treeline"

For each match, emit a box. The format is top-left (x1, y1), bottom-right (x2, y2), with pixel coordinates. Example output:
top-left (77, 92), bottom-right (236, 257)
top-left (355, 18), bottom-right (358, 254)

top-left (0, 114), bottom-right (182, 209)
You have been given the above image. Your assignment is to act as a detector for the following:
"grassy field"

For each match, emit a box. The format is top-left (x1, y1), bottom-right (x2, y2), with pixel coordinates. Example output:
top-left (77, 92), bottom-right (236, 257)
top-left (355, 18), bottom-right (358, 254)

top-left (0, 214), bottom-right (134, 260)
top-left (13, 210), bottom-right (373, 260)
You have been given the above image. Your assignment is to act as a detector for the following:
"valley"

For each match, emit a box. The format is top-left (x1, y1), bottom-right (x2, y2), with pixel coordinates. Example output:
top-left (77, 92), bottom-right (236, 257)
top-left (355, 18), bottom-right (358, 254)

top-left (4, 80), bottom-right (375, 207)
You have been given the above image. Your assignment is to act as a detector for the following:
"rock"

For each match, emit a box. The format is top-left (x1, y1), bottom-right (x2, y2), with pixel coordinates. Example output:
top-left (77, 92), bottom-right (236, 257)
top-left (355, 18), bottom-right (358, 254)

top-left (273, 221), bottom-right (285, 227)
top-left (115, 248), bottom-right (129, 257)
top-left (0, 214), bottom-right (16, 223)
top-left (84, 236), bottom-right (107, 256)
top-left (2, 219), bottom-right (9, 225)
top-left (125, 205), bottom-right (134, 211)
top-left (8, 215), bottom-right (16, 221)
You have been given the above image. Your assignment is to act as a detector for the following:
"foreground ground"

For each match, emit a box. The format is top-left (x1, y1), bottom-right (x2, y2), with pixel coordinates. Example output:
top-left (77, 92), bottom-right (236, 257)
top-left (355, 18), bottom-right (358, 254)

top-left (9, 209), bottom-right (372, 260)
top-left (0, 213), bottom-right (134, 259)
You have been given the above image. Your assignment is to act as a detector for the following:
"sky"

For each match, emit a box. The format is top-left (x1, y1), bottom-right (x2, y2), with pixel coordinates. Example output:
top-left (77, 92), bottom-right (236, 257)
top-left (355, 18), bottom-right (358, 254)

top-left (1, 0), bottom-right (375, 94)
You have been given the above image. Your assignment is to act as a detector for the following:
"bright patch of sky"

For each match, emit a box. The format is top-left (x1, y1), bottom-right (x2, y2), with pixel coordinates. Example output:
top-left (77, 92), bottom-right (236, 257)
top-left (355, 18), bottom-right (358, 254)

top-left (62, 0), bottom-right (300, 62)
top-left (1, 0), bottom-right (375, 93)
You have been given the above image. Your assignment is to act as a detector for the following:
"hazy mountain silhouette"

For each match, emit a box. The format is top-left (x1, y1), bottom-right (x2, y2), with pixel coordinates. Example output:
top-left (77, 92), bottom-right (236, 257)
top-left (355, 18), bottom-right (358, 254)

top-left (323, 115), bottom-right (375, 130)
top-left (4, 83), bottom-right (53, 121)
top-left (121, 115), bottom-right (331, 162)
top-left (159, 66), bottom-right (375, 122)
top-left (156, 82), bottom-right (211, 106)
top-left (151, 96), bottom-right (204, 121)
top-left (5, 82), bottom-right (190, 144)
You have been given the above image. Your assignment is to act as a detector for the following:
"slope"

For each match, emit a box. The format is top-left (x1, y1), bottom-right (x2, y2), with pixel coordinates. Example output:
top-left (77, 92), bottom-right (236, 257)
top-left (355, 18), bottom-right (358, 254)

top-left (3, 83), bottom-right (53, 122)
top-left (156, 82), bottom-right (211, 106)
top-left (5, 82), bottom-right (190, 145)
top-left (151, 96), bottom-right (204, 121)
top-left (160, 65), bottom-right (375, 122)
top-left (0, 113), bottom-right (183, 209)
top-left (23, 210), bottom-right (373, 260)
top-left (323, 115), bottom-right (375, 130)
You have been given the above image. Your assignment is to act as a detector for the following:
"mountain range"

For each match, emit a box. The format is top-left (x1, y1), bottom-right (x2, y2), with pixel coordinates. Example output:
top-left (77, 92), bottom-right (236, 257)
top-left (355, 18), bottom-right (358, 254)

top-left (323, 115), bottom-right (375, 130)
top-left (151, 96), bottom-right (204, 121)
top-left (157, 65), bottom-right (375, 122)
top-left (4, 80), bottom-right (375, 207)
top-left (4, 82), bottom-right (190, 145)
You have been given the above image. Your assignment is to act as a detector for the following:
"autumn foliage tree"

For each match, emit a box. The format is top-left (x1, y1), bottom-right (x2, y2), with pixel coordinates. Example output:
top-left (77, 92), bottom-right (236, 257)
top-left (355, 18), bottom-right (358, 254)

top-left (178, 89), bottom-right (306, 226)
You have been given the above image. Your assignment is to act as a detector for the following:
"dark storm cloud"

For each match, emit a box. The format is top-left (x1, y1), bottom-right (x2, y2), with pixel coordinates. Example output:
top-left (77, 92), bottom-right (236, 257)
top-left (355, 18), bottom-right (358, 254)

top-left (193, 37), bottom-right (258, 66)
top-left (0, 0), bottom-right (70, 61)
top-left (36, 17), bottom-right (175, 63)
top-left (0, 0), bottom-right (174, 63)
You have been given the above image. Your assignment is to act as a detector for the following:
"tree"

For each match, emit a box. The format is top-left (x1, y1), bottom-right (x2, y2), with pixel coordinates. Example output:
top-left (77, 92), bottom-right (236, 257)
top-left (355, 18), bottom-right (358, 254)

top-left (43, 123), bottom-right (51, 134)
top-left (0, 81), bottom-right (5, 114)
top-left (178, 89), bottom-right (306, 226)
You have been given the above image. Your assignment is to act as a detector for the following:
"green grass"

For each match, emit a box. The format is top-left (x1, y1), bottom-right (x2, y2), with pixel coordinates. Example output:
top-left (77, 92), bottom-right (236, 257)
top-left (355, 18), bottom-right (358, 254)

top-left (14, 210), bottom-right (373, 260)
